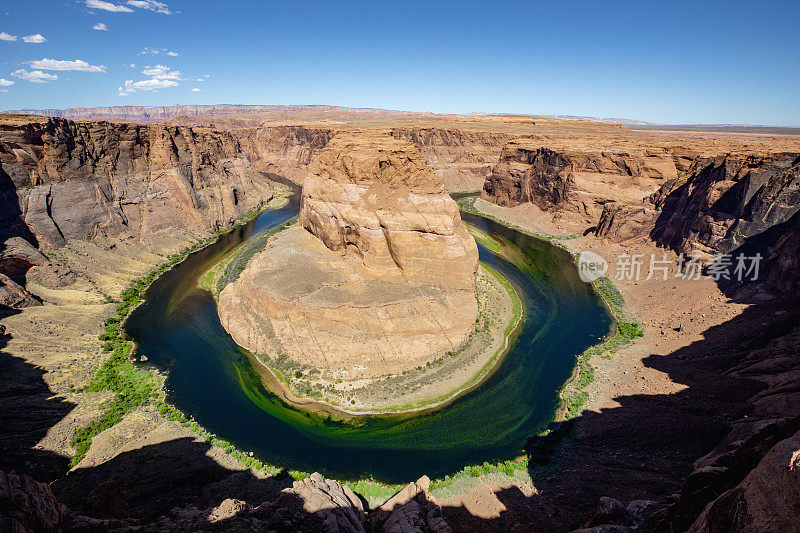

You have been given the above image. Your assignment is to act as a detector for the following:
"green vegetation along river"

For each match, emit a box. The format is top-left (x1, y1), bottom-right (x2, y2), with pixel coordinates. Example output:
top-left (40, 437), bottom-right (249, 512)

top-left (125, 194), bottom-right (612, 483)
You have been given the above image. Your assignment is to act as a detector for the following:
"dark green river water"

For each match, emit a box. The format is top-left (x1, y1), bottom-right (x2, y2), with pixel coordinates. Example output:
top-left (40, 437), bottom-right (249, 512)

top-left (125, 195), bottom-right (612, 483)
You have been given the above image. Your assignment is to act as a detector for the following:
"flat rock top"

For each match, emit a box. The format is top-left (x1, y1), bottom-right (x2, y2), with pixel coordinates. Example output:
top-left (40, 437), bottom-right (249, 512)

top-left (312, 132), bottom-right (443, 193)
top-left (247, 225), bottom-right (446, 307)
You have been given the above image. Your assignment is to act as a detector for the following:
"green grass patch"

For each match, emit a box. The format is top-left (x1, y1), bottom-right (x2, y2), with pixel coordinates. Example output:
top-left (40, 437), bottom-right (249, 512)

top-left (465, 222), bottom-right (501, 252)
top-left (213, 216), bottom-right (297, 295)
top-left (68, 201), bottom-right (294, 471)
top-left (70, 340), bottom-right (157, 466)
top-left (558, 276), bottom-right (644, 420)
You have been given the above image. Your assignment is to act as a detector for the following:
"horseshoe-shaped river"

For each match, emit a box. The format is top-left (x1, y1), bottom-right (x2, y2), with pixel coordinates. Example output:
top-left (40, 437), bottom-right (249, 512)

top-left (125, 193), bottom-right (612, 483)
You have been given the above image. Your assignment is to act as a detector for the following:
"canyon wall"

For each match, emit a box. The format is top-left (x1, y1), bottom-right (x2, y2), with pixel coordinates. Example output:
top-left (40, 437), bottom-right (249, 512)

top-left (481, 142), bottom-right (684, 227)
top-left (390, 127), bottom-right (511, 192)
top-left (0, 115), bottom-right (280, 310)
top-left (482, 142), bottom-right (800, 294)
top-left (0, 116), bottom-right (276, 249)
top-left (236, 125), bottom-right (333, 183)
top-left (649, 153), bottom-right (800, 255)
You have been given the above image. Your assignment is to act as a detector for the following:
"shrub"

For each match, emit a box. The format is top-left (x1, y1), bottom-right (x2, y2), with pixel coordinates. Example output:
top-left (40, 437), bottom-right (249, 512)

top-left (619, 322), bottom-right (644, 339)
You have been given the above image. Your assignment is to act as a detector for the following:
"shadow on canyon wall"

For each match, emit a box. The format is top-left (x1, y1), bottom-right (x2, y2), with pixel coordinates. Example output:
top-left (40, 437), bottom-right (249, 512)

top-left (0, 318), bottom-right (73, 482)
top-left (0, 166), bottom-right (37, 245)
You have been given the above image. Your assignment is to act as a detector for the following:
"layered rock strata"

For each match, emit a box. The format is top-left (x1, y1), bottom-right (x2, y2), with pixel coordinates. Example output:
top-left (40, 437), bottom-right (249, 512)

top-left (390, 127), bottom-right (512, 192)
top-left (299, 133), bottom-right (478, 289)
top-left (219, 133), bottom-right (479, 384)
top-left (481, 143), bottom-right (680, 227)
top-left (0, 116), bottom-right (275, 249)
top-left (482, 141), bottom-right (800, 296)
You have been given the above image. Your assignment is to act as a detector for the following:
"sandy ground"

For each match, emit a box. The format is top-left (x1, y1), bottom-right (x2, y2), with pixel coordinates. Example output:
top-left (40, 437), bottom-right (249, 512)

top-left (0, 239), bottom-right (187, 472)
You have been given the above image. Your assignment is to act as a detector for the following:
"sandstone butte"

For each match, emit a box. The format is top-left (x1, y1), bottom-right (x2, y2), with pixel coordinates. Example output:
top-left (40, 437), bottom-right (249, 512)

top-left (217, 132), bottom-right (481, 390)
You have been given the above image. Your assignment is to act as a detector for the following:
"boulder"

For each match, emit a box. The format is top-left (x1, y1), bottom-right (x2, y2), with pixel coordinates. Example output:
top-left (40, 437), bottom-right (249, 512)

top-left (374, 476), bottom-right (452, 533)
top-left (687, 429), bottom-right (800, 533)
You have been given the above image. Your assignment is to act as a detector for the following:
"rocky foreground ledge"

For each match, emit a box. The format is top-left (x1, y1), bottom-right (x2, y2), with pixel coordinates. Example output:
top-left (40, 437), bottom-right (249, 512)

top-left (0, 468), bottom-right (452, 532)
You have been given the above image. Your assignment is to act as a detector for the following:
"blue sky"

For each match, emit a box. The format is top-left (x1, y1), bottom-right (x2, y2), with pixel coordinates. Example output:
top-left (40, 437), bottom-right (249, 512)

top-left (1, 0), bottom-right (798, 125)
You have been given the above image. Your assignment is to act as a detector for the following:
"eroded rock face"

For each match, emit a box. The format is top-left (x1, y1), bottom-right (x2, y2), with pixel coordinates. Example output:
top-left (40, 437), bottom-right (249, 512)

top-left (650, 153), bottom-right (800, 257)
top-left (0, 272), bottom-right (40, 309)
top-left (373, 476), bottom-right (452, 533)
top-left (687, 428), bottom-right (800, 533)
top-left (0, 468), bottom-right (370, 533)
top-left (481, 143), bottom-right (678, 226)
top-left (0, 117), bottom-right (275, 249)
top-left (390, 127), bottom-right (511, 192)
top-left (763, 211), bottom-right (800, 297)
top-left (237, 125), bottom-right (334, 182)
top-left (300, 132), bottom-right (478, 290)
top-left (218, 226), bottom-right (478, 379)
top-left (0, 469), bottom-right (64, 532)
top-left (481, 141), bottom-right (800, 296)
top-left (482, 146), bottom-right (575, 208)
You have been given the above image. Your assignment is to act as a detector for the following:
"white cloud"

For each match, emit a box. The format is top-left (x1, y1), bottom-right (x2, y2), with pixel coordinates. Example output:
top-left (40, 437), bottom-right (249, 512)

top-left (126, 0), bottom-right (171, 14)
top-left (11, 69), bottom-right (59, 83)
top-left (195, 78), bottom-right (204, 82)
top-left (0, 32), bottom-right (17, 41)
top-left (129, 63), bottom-right (136, 68)
top-left (191, 87), bottom-right (201, 92)
top-left (118, 64), bottom-right (183, 95)
top-left (0, 78), bottom-right (14, 86)
top-left (141, 64), bottom-right (181, 80)
top-left (28, 58), bottom-right (106, 72)
top-left (92, 22), bottom-right (109, 31)
top-left (85, 0), bottom-right (133, 13)
top-left (204, 74), bottom-right (210, 78)
top-left (22, 34), bottom-right (46, 43)
top-left (140, 46), bottom-right (178, 56)
top-left (0, 89), bottom-right (8, 93)
top-left (118, 77), bottom-right (178, 95)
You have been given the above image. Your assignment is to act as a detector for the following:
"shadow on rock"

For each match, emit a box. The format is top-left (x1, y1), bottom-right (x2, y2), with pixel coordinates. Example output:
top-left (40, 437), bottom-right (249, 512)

top-left (434, 300), bottom-right (798, 532)
top-left (0, 321), bottom-right (74, 482)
